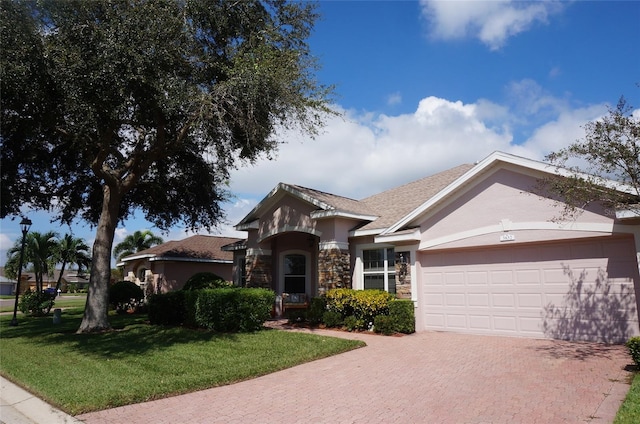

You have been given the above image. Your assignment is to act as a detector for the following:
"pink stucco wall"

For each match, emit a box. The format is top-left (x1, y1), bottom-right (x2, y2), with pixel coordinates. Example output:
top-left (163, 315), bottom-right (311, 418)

top-left (419, 168), bottom-right (615, 250)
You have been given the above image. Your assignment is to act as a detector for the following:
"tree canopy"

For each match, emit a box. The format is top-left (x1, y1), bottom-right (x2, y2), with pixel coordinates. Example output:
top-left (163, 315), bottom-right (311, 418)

top-left (1, 0), bottom-right (334, 332)
top-left (544, 97), bottom-right (640, 219)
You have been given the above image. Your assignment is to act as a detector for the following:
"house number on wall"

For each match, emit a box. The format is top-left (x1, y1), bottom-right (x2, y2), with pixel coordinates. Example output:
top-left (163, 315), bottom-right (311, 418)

top-left (500, 234), bottom-right (515, 242)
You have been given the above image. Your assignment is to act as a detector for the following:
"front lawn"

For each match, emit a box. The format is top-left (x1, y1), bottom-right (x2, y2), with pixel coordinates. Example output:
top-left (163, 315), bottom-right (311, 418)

top-left (615, 372), bottom-right (640, 423)
top-left (0, 308), bottom-right (364, 415)
top-left (0, 294), bottom-right (87, 313)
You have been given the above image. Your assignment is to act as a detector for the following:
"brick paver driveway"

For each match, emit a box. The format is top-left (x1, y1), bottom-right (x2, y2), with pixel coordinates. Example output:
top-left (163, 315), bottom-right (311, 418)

top-left (77, 326), bottom-right (632, 424)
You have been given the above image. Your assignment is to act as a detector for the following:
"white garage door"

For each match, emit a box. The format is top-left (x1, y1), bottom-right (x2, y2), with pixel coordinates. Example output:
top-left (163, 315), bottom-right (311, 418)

top-left (419, 236), bottom-right (639, 342)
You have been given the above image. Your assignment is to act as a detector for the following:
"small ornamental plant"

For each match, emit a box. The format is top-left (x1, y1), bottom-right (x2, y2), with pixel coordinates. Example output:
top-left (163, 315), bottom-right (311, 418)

top-left (626, 336), bottom-right (640, 367)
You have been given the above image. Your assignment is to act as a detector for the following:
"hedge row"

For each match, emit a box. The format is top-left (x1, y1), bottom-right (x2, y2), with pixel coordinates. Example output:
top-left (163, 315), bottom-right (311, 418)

top-left (292, 289), bottom-right (415, 334)
top-left (148, 288), bottom-right (275, 332)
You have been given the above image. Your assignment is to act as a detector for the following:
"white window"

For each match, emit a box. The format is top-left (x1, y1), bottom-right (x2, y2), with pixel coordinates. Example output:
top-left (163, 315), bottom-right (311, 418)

top-left (362, 247), bottom-right (396, 294)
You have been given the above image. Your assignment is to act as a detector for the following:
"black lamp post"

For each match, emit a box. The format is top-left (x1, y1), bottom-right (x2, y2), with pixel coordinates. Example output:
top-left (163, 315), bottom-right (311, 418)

top-left (10, 217), bottom-right (32, 327)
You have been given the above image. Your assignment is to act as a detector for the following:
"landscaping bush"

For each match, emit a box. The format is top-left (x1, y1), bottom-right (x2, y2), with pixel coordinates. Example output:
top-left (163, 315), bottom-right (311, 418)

top-left (148, 291), bottom-right (186, 326)
top-left (627, 336), bottom-right (640, 367)
top-left (18, 289), bottom-right (55, 316)
top-left (343, 315), bottom-right (365, 332)
top-left (307, 296), bottom-right (327, 325)
top-left (373, 315), bottom-right (395, 335)
top-left (182, 272), bottom-right (231, 291)
top-left (109, 281), bottom-right (144, 312)
top-left (325, 288), bottom-right (394, 330)
top-left (389, 300), bottom-right (415, 334)
top-left (322, 310), bottom-right (343, 328)
top-left (286, 309), bottom-right (307, 323)
top-left (191, 288), bottom-right (275, 332)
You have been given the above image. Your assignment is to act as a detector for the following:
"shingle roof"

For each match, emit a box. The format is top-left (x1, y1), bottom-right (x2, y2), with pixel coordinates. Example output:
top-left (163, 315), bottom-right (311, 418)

top-left (286, 184), bottom-right (377, 216)
top-left (121, 235), bottom-right (244, 262)
top-left (358, 164), bottom-right (475, 231)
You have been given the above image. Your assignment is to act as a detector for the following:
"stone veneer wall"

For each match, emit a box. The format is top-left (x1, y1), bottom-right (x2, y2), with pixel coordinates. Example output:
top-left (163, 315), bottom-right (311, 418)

top-left (318, 248), bottom-right (351, 295)
top-left (395, 260), bottom-right (411, 299)
top-left (245, 254), bottom-right (272, 289)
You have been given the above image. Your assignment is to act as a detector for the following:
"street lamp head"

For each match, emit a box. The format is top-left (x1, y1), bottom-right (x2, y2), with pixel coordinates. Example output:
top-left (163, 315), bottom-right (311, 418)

top-left (19, 217), bottom-right (32, 235)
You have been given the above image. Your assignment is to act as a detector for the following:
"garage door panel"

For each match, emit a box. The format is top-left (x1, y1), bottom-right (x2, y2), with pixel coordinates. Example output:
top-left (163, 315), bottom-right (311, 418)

top-left (517, 293), bottom-right (543, 308)
top-left (515, 269), bottom-right (541, 284)
top-left (420, 237), bottom-right (640, 342)
top-left (446, 314), bottom-right (467, 328)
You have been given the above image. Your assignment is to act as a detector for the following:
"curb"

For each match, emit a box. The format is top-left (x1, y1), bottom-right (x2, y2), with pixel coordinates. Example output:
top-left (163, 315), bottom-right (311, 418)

top-left (0, 376), bottom-right (83, 424)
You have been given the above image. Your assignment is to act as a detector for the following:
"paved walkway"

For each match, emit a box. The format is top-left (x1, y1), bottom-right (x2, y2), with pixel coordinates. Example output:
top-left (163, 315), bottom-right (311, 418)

top-left (76, 326), bottom-right (633, 424)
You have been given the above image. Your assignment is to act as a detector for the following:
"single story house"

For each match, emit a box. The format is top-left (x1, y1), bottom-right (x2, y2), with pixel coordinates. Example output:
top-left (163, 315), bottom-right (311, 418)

top-left (120, 235), bottom-right (244, 293)
top-left (0, 267), bottom-right (17, 296)
top-left (228, 151), bottom-right (640, 342)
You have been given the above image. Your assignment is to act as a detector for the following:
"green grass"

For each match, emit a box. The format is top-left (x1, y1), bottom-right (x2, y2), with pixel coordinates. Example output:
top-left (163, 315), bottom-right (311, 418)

top-left (615, 371), bottom-right (640, 423)
top-left (0, 294), bottom-right (86, 313)
top-left (0, 308), bottom-right (364, 415)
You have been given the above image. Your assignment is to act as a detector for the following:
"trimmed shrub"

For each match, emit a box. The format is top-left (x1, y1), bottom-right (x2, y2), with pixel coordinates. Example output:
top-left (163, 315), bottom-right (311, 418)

top-left (148, 291), bottom-right (186, 326)
top-left (191, 288), bottom-right (275, 332)
top-left (343, 315), bottom-right (364, 332)
top-left (108, 281), bottom-right (144, 312)
top-left (389, 300), bottom-right (415, 334)
top-left (286, 309), bottom-right (307, 323)
top-left (627, 337), bottom-right (640, 367)
top-left (322, 310), bottom-right (343, 328)
top-left (307, 296), bottom-right (327, 325)
top-left (374, 315), bottom-right (395, 335)
top-left (325, 288), bottom-right (394, 330)
top-left (19, 289), bottom-right (54, 316)
top-left (182, 272), bottom-right (231, 291)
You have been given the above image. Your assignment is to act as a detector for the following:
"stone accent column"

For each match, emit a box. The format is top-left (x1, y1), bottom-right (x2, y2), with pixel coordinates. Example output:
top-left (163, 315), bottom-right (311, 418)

top-left (395, 253), bottom-right (412, 299)
top-left (318, 242), bottom-right (351, 296)
top-left (245, 249), bottom-right (272, 289)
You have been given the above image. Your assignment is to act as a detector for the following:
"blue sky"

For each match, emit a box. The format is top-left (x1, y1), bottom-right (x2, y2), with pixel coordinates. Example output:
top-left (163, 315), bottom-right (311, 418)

top-left (1, 0), bottom-right (639, 267)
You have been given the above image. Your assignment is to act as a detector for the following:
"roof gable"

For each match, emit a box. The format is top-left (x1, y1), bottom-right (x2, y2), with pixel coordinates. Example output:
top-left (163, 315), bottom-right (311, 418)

top-left (381, 150), bottom-right (635, 236)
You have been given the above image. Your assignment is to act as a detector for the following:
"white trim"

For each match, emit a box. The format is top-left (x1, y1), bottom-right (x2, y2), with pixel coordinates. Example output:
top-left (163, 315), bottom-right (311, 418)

top-left (257, 225), bottom-right (321, 243)
top-left (246, 248), bottom-right (272, 256)
top-left (350, 228), bottom-right (385, 238)
top-left (119, 253), bottom-right (155, 263)
top-left (374, 228), bottom-right (421, 243)
top-left (148, 257), bottom-right (232, 264)
top-left (319, 241), bottom-right (349, 250)
top-left (235, 220), bottom-right (259, 231)
top-left (311, 209), bottom-right (378, 221)
top-left (354, 243), bottom-right (396, 292)
top-left (418, 221), bottom-right (618, 250)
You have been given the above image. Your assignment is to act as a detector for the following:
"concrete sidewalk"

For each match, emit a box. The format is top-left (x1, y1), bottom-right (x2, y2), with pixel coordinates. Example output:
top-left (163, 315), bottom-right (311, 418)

top-left (0, 376), bottom-right (82, 424)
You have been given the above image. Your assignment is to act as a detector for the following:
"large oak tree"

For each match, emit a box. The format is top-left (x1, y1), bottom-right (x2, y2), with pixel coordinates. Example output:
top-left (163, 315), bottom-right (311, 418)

top-left (1, 0), bottom-right (334, 332)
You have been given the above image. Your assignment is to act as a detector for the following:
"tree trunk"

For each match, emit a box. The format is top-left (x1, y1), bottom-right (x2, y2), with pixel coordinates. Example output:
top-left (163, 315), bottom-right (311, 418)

top-left (77, 185), bottom-right (121, 333)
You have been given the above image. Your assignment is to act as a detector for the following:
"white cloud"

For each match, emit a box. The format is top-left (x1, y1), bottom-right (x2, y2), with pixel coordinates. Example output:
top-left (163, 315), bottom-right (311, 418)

top-left (229, 96), bottom-right (515, 200)
top-left (387, 92), bottom-right (402, 106)
top-left (114, 228), bottom-right (128, 244)
top-left (420, 0), bottom-right (564, 50)
top-left (227, 89), bottom-right (607, 213)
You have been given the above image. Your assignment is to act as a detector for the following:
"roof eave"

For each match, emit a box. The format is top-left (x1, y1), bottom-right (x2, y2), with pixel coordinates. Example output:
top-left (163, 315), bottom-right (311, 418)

top-left (311, 210), bottom-right (378, 221)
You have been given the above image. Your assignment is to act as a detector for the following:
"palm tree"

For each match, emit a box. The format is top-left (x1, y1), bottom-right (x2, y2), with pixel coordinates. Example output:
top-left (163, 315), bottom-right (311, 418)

top-left (6, 231), bottom-right (58, 315)
top-left (113, 230), bottom-right (164, 262)
top-left (54, 234), bottom-right (91, 296)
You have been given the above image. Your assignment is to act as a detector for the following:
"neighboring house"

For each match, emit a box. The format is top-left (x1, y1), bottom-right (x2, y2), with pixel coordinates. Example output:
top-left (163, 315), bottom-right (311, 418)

top-left (0, 267), bottom-right (17, 296)
top-left (119, 235), bottom-right (244, 293)
top-left (229, 151), bottom-right (640, 342)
